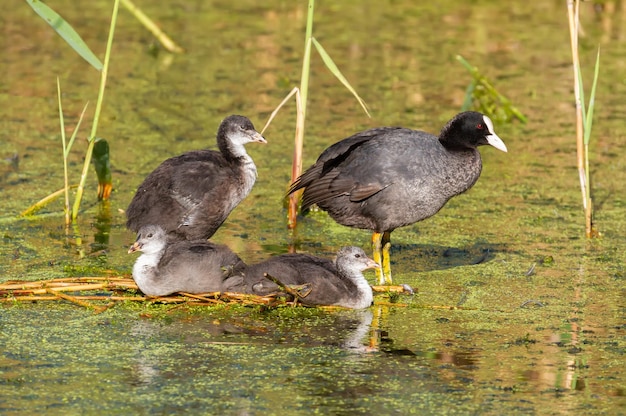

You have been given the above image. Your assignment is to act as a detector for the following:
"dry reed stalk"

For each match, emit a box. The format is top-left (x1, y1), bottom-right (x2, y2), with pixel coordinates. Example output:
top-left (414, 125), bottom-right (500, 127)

top-left (178, 293), bottom-right (223, 304)
top-left (288, 88), bottom-right (305, 230)
top-left (6, 284), bottom-right (108, 295)
top-left (220, 292), bottom-right (282, 305)
top-left (567, 0), bottom-right (586, 225)
top-left (257, 86), bottom-right (304, 232)
top-left (45, 288), bottom-right (108, 313)
top-left (0, 295), bottom-right (146, 302)
top-left (1, 276), bottom-right (412, 310)
top-left (0, 279), bottom-right (138, 294)
top-left (264, 273), bottom-right (311, 300)
top-left (371, 301), bottom-right (408, 307)
top-left (45, 276), bottom-right (132, 282)
top-left (371, 285), bottom-right (414, 293)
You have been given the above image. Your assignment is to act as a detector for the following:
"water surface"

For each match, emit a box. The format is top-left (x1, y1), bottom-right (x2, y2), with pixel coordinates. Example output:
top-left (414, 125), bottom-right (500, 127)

top-left (1, 0), bottom-right (625, 414)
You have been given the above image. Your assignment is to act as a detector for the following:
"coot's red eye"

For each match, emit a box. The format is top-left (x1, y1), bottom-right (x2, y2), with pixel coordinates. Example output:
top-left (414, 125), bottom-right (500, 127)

top-left (476, 123), bottom-right (484, 130)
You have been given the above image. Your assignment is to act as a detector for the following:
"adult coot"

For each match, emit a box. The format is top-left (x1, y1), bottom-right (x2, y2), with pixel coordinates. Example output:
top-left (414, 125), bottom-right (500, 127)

top-left (126, 115), bottom-right (266, 241)
top-left (224, 246), bottom-right (379, 309)
top-left (288, 111), bottom-right (507, 284)
top-left (128, 224), bottom-right (246, 296)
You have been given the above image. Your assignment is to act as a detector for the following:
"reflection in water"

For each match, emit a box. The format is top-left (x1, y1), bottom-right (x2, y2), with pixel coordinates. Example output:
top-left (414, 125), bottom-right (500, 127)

top-left (340, 309), bottom-right (374, 353)
top-left (92, 200), bottom-right (111, 253)
top-left (126, 320), bottom-right (165, 387)
top-left (68, 202), bottom-right (112, 258)
top-left (123, 309), bottom-right (381, 389)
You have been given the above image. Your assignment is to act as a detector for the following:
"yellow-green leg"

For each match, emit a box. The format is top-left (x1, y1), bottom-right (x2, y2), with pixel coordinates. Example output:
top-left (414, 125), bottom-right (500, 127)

top-left (372, 232), bottom-right (384, 284)
top-left (381, 231), bottom-right (393, 284)
top-left (372, 231), bottom-right (393, 284)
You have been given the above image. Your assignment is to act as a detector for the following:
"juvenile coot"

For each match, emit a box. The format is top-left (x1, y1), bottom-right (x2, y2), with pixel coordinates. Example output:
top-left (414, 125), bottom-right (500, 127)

top-left (288, 111), bottom-right (507, 284)
top-left (126, 115), bottom-right (266, 241)
top-left (225, 246), bottom-right (379, 309)
top-left (128, 224), bottom-right (246, 296)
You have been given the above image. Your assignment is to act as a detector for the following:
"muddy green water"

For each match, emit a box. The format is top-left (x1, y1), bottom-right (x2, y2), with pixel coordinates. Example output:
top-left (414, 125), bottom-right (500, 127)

top-left (1, 0), bottom-right (625, 414)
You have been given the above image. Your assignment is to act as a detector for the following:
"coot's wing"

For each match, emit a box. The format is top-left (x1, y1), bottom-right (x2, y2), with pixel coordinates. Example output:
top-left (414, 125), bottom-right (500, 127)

top-left (171, 156), bottom-right (245, 238)
top-left (127, 150), bottom-right (236, 237)
top-left (290, 128), bottom-right (395, 191)
top-left (126, 158), bottom-right (182, 233)
top-left (168, 150), bottom-right (234, 204)
top-left (291, 128), bottom-right (405, 210)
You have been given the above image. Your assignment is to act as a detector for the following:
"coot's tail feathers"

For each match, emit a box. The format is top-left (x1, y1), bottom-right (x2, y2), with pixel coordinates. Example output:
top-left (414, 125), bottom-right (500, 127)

top-left (289, 170), bottom-right (343, 213)
top-left (287, 170), bottom-right (312, 195)
top-left (287, 164), bottom-right (323, 213)
top-left (287, 129), bottom-right (394, 212)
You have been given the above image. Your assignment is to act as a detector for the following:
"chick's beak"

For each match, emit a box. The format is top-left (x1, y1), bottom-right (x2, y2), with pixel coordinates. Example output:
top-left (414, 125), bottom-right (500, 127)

top-left (366, 258), bottom-right (381, 271)
top-left (128, 241), bottom-right (143, 254)
top-left (247, 130), bottom-right (267, 144)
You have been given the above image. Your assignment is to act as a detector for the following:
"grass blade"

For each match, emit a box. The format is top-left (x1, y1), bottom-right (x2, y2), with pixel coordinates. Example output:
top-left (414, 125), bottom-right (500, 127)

top-left (65, 103), bottom-right (90, 159)
top-left (576, 66), bottom-right (586, 126)
top-left (583, 47), bottom-right (600, 234)
top-left (120, 0), bottom-right (184, 53)
top-left (584, 48), bottom-right (600, 145)
top-left (57, 78), bottom-right (71, 224)
top-left (312, 37), bottom-right (370, 118)
top-left (26, 0), bottom-right (103, 71)
top-left (260, 87), bottom-right (299, 135)
top-left (21, 186), bottom-right (78, 217)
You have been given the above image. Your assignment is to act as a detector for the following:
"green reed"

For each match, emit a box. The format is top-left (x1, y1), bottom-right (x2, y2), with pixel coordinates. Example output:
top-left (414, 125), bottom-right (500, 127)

top-left (71, 0), bottom-right (120, 220)
top-left (57, 79), bottom-right (89, 224)
top-left (259, 0), bottom-right (370, 229)
top-left (24, 0), bottom-right (181, 224)
top-left (23, 0), bottom-right (119, 223)
top-left (567, 0), bottom-right (600, 238)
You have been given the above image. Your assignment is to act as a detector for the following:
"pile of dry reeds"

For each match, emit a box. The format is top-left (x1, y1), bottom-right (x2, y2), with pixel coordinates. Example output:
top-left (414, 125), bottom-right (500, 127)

top-left (0, 277), bottom-right (412, 313)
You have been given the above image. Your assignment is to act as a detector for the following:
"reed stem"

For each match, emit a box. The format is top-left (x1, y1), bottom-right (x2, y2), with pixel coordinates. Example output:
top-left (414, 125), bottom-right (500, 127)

top-left (567, 0), bottom-right (586, 210)
top-left (567, 0), bottom-right (599, 238)
top-left (72, 0), bottom-right (120, 220)
top-left (56, 78), bottom-right (71, 225)
top-left (288, 0), bottom-right (315, 229)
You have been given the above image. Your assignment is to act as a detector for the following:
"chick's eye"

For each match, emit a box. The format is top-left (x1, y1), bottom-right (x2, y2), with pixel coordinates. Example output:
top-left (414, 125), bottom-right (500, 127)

top-left (355, 253), bottom-right (361, 258)
top-left (147, 233), bottom-right (153, 238)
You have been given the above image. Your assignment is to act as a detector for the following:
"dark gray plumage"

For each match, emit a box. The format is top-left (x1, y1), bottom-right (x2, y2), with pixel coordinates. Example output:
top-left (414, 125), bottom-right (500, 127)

top-left (225, 246), bottom-right (379, 309)
top-left (288, 111), bottom-right (507, 284)
top-left (126, 115), bottom-right (266, 241)
top-left (128, 225), bottom-right (246, 297)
